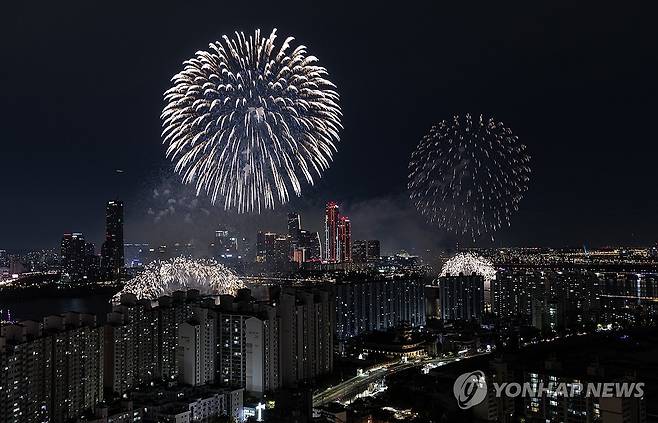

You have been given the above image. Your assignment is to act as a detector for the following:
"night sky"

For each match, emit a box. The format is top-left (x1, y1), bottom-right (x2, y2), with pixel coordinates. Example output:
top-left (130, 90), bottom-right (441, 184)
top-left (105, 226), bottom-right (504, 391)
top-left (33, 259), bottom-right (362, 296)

top-left (2, 1), bottom-right (657, 253)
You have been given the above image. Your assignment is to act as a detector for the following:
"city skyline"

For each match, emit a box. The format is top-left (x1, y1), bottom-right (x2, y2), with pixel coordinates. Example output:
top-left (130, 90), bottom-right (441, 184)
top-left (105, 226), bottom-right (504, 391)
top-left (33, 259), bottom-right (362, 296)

top-left (3, 3), bottom-right (658, 423)
top-left (2, 2), bottom-right (658, 250)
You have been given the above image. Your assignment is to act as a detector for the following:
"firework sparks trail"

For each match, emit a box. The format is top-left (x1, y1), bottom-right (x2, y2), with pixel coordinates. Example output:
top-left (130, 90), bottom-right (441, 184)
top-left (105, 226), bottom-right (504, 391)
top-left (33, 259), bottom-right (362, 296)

top-left (162, 28), bottom-right (342, 213)
top-left (408, 114), bottom-right (531, 240)
top-left (112, 257), bottom-right (245, 303)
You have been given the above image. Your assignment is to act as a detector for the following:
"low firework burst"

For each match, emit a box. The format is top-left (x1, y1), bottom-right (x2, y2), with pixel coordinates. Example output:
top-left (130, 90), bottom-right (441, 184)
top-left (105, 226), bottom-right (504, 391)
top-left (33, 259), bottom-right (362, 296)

top-left (162, 29), bottom-right (342, 213)
top-left (112, 257), bottom-right (245, 303)
top-left (440, 252), bottom-right (496, 281)
top-left (408, 114), bottom-right (530, 240)
top-left (440, 252), bottom-right (496, 304)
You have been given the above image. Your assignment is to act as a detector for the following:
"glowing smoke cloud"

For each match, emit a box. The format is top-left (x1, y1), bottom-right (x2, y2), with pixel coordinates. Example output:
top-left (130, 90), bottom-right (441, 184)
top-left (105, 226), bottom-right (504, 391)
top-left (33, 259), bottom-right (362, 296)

top-left (113, 257), bottom-right (245, 302)
top-left (408, 114), bottom-right (531, 240)
top-left (162, 28), bottom-right (342, 213)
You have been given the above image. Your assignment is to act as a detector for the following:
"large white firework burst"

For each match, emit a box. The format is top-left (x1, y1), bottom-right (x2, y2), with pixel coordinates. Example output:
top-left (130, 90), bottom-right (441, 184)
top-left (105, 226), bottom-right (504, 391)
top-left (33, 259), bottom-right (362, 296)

top-left (408, 114), bottom-right (531, 240)
top-left (113, 257), bottom-right (245, 303)
top-left (162, 28), bottom-right (342, 213)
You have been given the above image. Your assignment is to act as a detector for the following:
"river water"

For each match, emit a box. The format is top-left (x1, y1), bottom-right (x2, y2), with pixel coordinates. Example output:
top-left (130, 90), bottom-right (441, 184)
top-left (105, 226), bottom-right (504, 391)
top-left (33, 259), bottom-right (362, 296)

top-left (0, 294), bottom-right (113, 323)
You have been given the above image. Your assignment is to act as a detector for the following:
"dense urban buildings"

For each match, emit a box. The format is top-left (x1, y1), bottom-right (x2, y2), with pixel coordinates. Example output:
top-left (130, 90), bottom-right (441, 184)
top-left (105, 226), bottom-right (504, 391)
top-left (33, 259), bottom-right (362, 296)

top-left (352, 240), bottom-right (381, 263)
top-left (438, 274), bottom-right (485, 322)
top-left (3, 199), bottom-right (658, 423)
top-left (0, 313), bottom-right (104, 423)
top-left (296, 229), bottom-right (322, 263)
top-left (4, 5), bottom-right (656, 422)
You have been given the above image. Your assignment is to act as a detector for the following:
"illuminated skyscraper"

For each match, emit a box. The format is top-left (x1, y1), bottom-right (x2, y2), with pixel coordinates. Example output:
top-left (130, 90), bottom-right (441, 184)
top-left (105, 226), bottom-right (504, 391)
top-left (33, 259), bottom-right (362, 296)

top-left (287, 213), bottom-right (301, 241)
top-left (298, 230), bottom-right (322, 262)
top-left (324, 202), bottom-right (340, 262)
top-left (272, 234), bottom-right (291, 273)
top-left (61, 232), bottom-right (87, 281)
top-left (256, 231), bottom-right (277, 263)
top-left (338, 216), bottom-right (352, 262)
top-left (353, 239), bottom-right (381, 263)
top-left (213, 227), bottom-right (238, 257)
top-left (213, 227), bottom-right (242, 271)
top-left (366, 240), bottom-right (380, 260)
top-left (0, 249), bottom-right (8, 268)
top-left (101, 200), bottom-right (124, 279)
top-left (352, 240), bottom-right (367, 263)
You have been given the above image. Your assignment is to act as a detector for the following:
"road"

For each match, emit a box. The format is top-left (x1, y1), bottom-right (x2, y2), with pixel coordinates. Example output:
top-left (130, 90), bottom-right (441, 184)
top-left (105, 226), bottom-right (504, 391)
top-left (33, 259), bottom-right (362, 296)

top-left (313, 353), bottom-right (487, 407)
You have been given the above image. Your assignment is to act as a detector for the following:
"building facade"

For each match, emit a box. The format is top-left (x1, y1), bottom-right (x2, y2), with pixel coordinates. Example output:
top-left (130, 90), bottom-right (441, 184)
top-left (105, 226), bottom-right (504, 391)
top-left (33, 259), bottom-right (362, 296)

top-left (334, 275), bottom-right (426, 341)
top-left (438, 274), bottom-right (485, 322)
top-left (1, 313), bottom-right (104, 423)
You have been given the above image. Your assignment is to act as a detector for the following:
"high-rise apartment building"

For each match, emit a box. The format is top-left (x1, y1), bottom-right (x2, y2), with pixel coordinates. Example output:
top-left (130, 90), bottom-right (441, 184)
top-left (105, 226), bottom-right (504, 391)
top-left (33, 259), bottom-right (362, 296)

top-left (334, 276), bottom-right (426, 341)
top-left (178, 307), bottom-right (217, 386)
top-left (156, 293), bottom-right (195, 381)
top-left (279, 287), bottom-right (334, 385)
top-left (217, 303), bottom-right (280, 396)
top-left (1, 313), bottom-right (104, 423)
top-left (104, 294), bottom-right (160, 395)
top-left (438, 274), bottom-right (485, 322)
top-left (104, 291), bottom-right (200, 390)
top-left (217, 287), bottom-right (333, 393)
top-left (523, 361), bottom-right (646, 423)
top-left (0, 321), bottom-right (52, 423)
top-left (48, 313), bottom-right (104, 423)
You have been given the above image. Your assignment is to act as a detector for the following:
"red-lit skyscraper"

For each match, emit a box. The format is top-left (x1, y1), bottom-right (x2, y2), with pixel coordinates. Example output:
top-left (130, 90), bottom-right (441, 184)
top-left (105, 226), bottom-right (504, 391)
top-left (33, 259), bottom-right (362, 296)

top-left (324, 202), bottom-right (340, 262)
top-left (338, 216), bottom-right (351, 262)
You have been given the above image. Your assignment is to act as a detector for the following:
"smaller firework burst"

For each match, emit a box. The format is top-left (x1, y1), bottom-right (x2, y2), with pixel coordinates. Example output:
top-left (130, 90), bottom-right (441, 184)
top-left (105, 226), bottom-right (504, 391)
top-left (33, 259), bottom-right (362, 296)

top-left (113, 257), bottom-right (245, 303)
top-left (408, 114), bottom-right (531, 240)
top-left (440, 252), bottom-right (496, 303)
